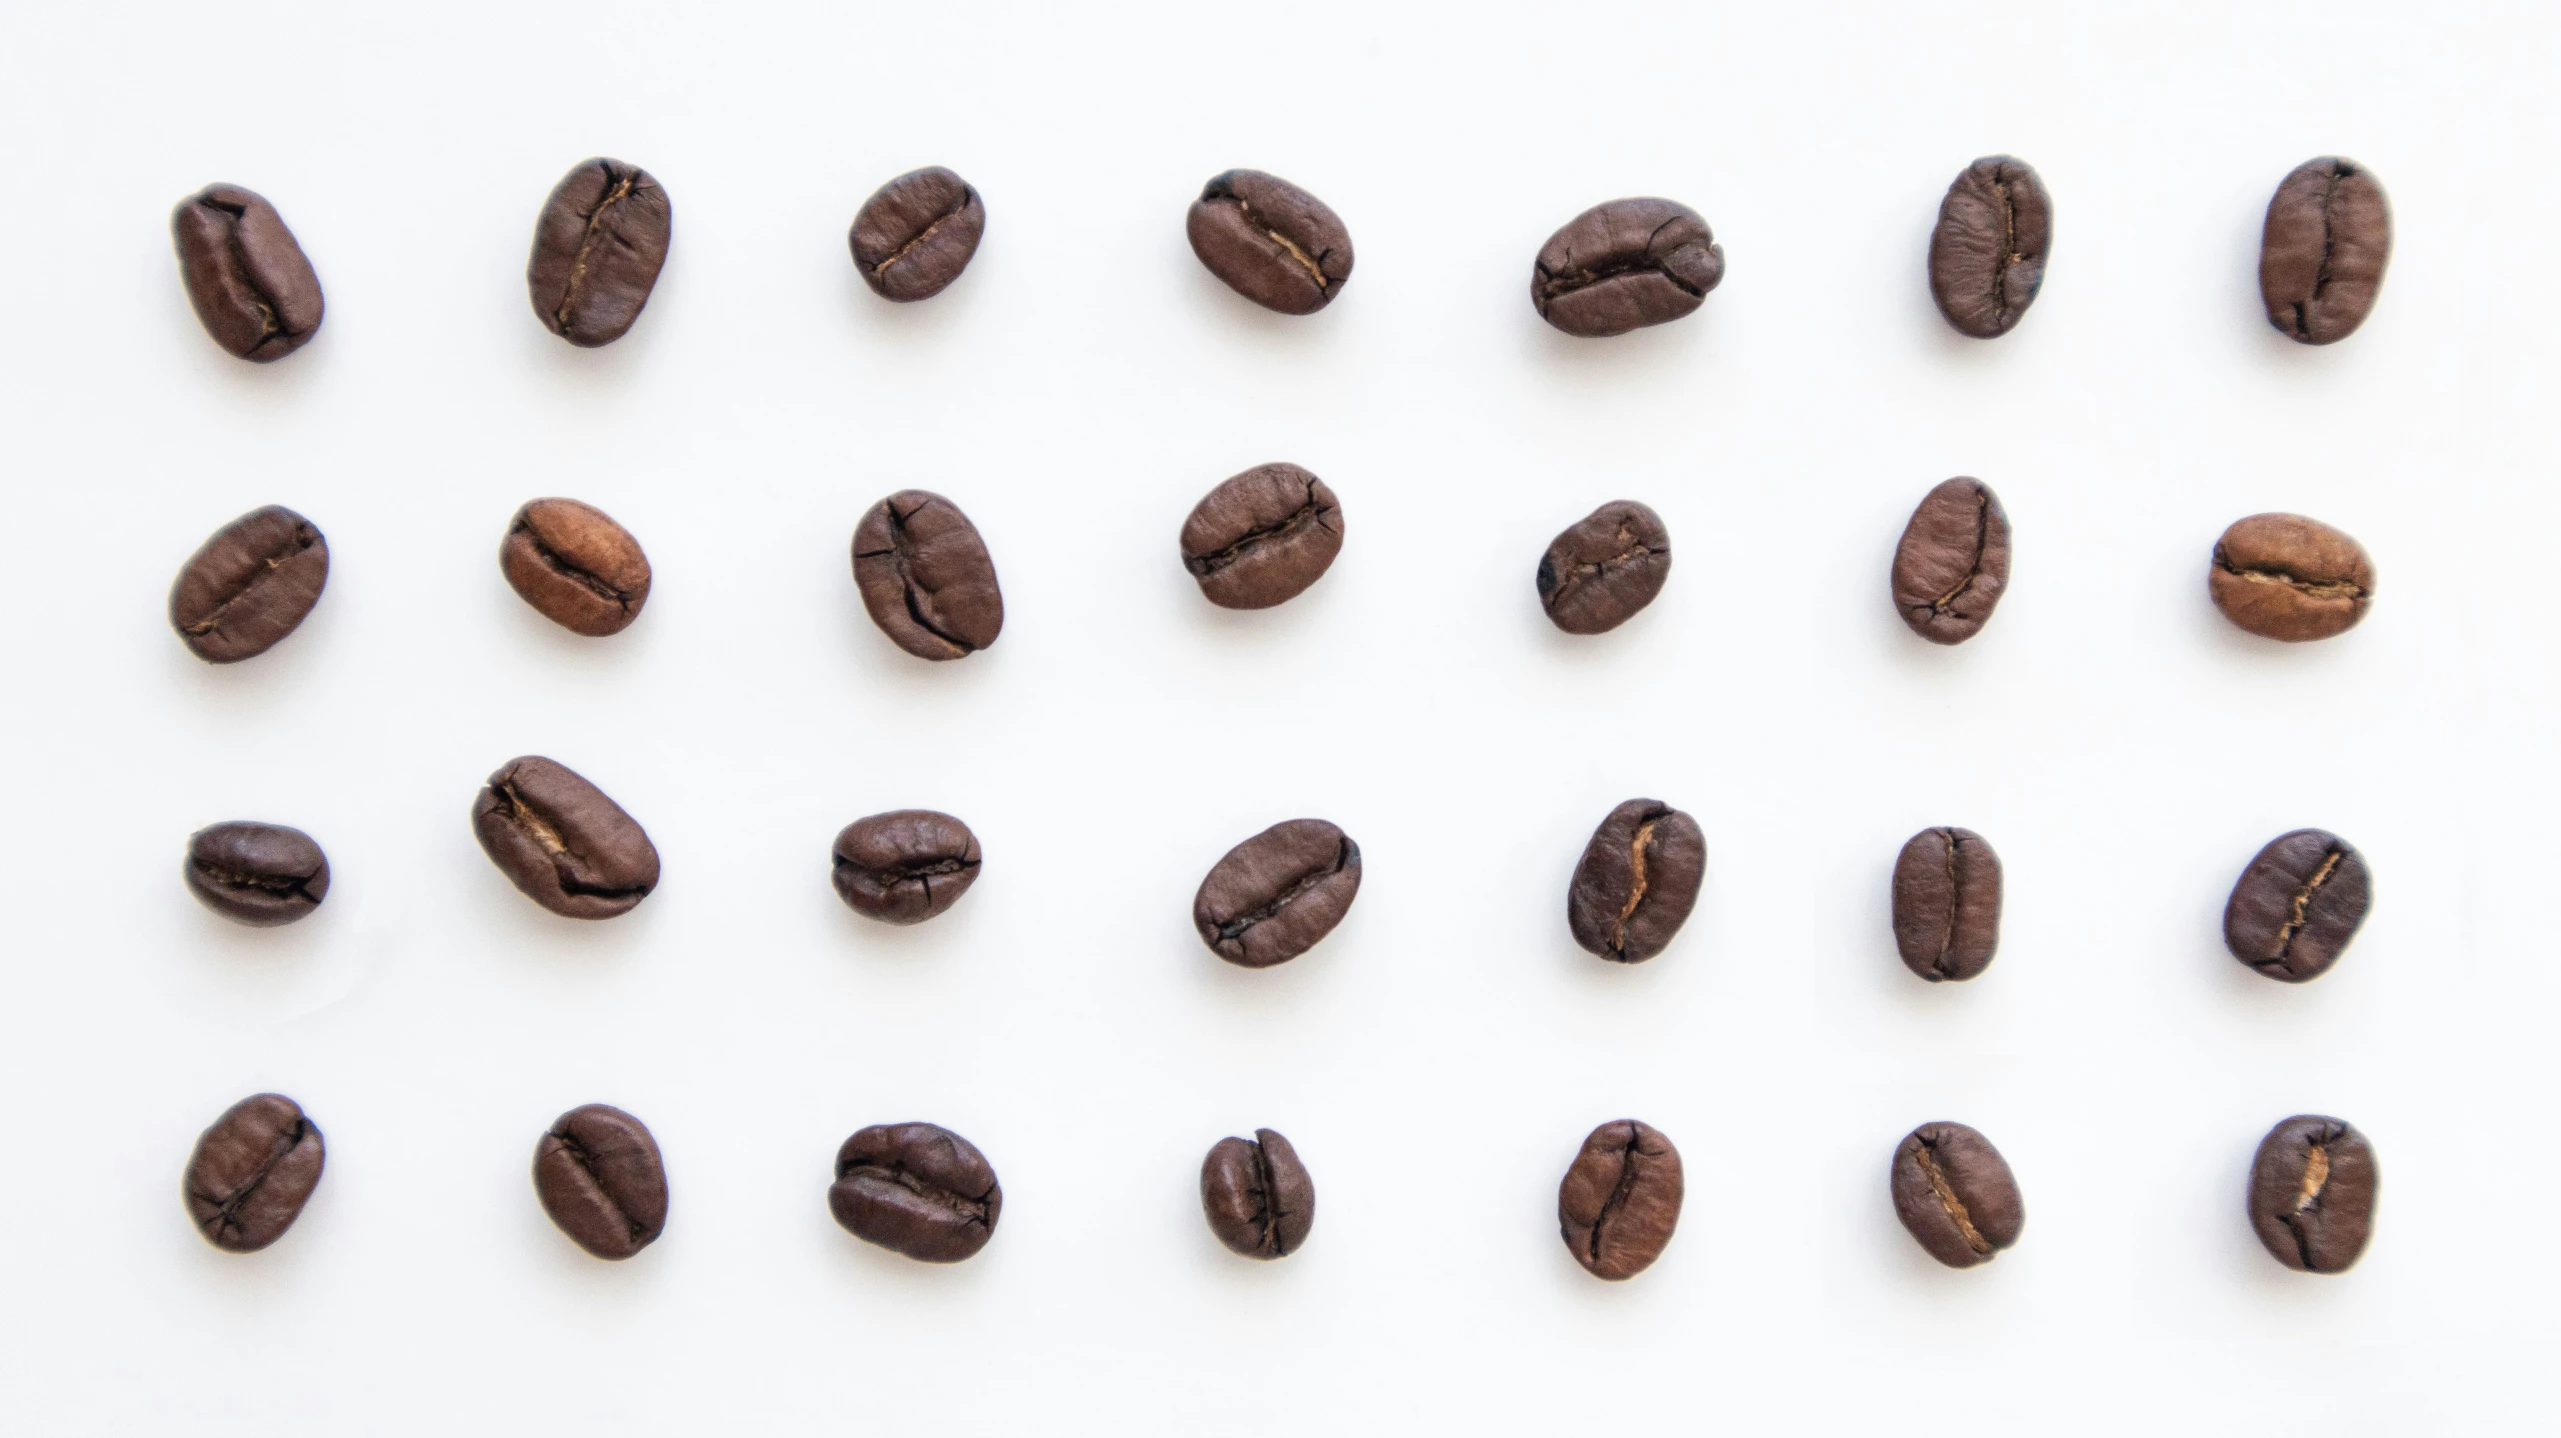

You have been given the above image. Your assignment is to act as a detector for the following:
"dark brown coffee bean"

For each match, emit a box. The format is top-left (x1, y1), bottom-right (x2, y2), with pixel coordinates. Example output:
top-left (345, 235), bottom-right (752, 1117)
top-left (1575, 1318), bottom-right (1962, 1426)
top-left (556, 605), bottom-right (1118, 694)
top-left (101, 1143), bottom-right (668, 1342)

top-left (168, 505), bottom-right (329, 664)
top-left (2209, 513), bottom-right (2374, 642)
top-left (170, 185), bottom-right (324, 362)
top-left (829, 1122), bottom-right (1001, 1263)
top-left (1890, 1121), bottom-right (2023, 1269)
top-left (1192, 819), bottom-right (1361, 969)
top-left (1558, 1119), bottom-right (1682, 1280)
top-left (2223, 829), bottom-right (2370, 983)
top-left (851, 490), bottom-right (1004, 660)
top-left (499, 498), bottom-right (651, 637)
top-left (1186, 170), bottom-right (1353, 315)
top-left (850, 167), bottom-right (986, 302)
top-left (1537, 500), bottom-right (1670, 635)
top-left (1200, 1128), bottom-right (1315, 1260)
top-left (1891, 477), bottom-right (2011, 645)
top-left (831, 810), bottom-right (981, 925)
top-left (1927, 157), bottom-right (2051, 339)
top-left (1181, 463), bottom-right (1343, 610)
top-left (1891, 827), bottom-right (2002, 982)
top-left (1531, 198), bottom-right (1723, 338)
top-left (471, 756), bottom-right (659, 919)
top-left (533, 1104), bottom-right (668, 1260)
top-left (1566, 800), bottom-right (1706, 963)
top-left (2248, 1115), bottom-right (2378, 1273)
top-left (185, 822), bottom-right (329, 928)
top-left (2260, 158), bottom-right (2391, 346)
top-left (527, 158), bottom-right (671, 347)
top-left (184, 1093), bottom-right (324, 1253)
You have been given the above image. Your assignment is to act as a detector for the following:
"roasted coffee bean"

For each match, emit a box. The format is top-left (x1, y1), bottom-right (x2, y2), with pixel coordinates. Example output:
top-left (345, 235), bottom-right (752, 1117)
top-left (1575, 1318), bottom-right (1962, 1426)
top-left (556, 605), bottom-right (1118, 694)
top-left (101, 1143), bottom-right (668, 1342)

top-left (831, 810), bottom-right (982, 925)
top-left (499, 498), bottom-right (651, 637)
top-left (168, 505), bottom-right (329, 664)
top-left (533, 1104), bottom-right (668, 1260)
top-left (1181, 463), bottom-right (1343, 610)
top-left (2223, 829), bottom-right (2370, 983)
top-left (170, 185), bottom-right (324, 362)
top-left (184, 1093), bottom-right (324, 1253)
top-left (1200, 1128), bottom-right (1315, 1260)
top-left (1892, 477), bottom-right (2011, 645)
top-left (2209, 513), bottom-right (2374, 642)
top-left (1193, 819), bottom-right (1362, 969)
top-left (1186, 170), bottom-right (1353, 315)
top-left (851, 490), bottom-right (1004, 660)
top-left (829, 1122), bottom-right (1001, 1263)
top-left (1531, 198), bottom-right (1723, 338)
top-left (2248, 1115), bottom-right (2378, 1273)
top-left (1928, 157), bottom-right (2051, 339)
top-left (1537, 501), bottom-right (1670, 635)
top-left (1890, 1121), bottom-right (2023, 1269)
top-left (527, 158), bottom-right (672, 347)
top-left (850, 166), bottom-right (985, 302)
top-left (1891, 827), bottom-right (2002, 982)
top-left (1566, 800), bottom-right (1706, 963)
top-left (471, 756), bottom-right (659, 919)
top-left (185, 822), bottom-right (329, 927)
top-left (2260, 158), bottom-right (2391, 346)
top-left (1558, 1119), bottom-right (1682, 1280)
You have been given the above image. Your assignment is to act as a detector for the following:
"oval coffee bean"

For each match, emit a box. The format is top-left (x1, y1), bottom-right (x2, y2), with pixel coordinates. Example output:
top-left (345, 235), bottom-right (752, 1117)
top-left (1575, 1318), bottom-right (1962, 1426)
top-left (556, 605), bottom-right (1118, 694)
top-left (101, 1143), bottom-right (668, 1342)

top-left (1927, 156), bottom-right (2051, 339)
top-left (170, 184), bottom-right (324, 362)
top-left (829, 1122), bottom-right (1001, 1263)
top-left (1891, 827), bottom-right (2002, 982)
top-left (1192, 819), bottom-right (1362, 969)
top-left (1891, 477), bottom-right (2011, 645)
top-left (168, 504), bottom-right (330, 664)
top-left (2223, 829), bottom-right (2370, 983)
top-left (850, 166), bottom-right (986, 302)
top-left (527, 158), bottom-right (672, 347)
top-left (533, 1103), bottom-right (668, 1261)
top-left (2209, 512), bottom-right (2374, 642)
top-left (1181, 463), bottom-right (1343, 610)
top-left (2260, 158), bottom-right (2391, 346)
top-left (1558, 1119), bottom-right (1682, 1280)
top-left (2248, 1115), bottom-right (2377, 1273)
top-left (851, 490), bottom-right (1004, 660)
top-left (1186, 170), bottom-right (1353, 315)
top-left (184, 1093), bottom-right (324, 1253)
top-left (831, 810), bottom-right (982, 925)
top-left (470, 756), bottom-right (659, 919)
top-left (184, 821), bottom-right (329, 927)
top-left (1565, 799), bottom-right (1706, 963)
top-left (499, 498), bottom-right (651, 637)
top-left (1200, 1128), bottom-right (1315, 1260)
top-left (1531, 198), bottom-right (1723, 338)
top-left (1537, 500), bottom-right (1671, 635)
top-left (1889, 1121), bottom-right (2023, 1269)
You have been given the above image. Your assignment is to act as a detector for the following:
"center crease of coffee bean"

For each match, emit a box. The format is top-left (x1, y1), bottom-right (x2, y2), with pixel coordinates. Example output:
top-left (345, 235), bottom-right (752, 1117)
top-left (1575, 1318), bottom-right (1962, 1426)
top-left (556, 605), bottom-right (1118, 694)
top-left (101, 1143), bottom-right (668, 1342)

top-left (1590, 1133), bottom-right (1647, 1263)
top-left (869, 194), bottom-right (975, 278)
top-left (1934, 830), bottom-right (1965, 976)
top-left (2266, 846), bottom-right (2346, 964)
top-left (1185, 483), bottom-right (1332, 576)
top-left (1927, 492), bottom-right (1994, 615)
top-left (1541, 219), bottom-right (1705, 302)
top-left (1913, 1141), bottom-right (1993, 1256)
top-left (203, 195), bottom-right (290, 345)
top-left (197, 862), bottom-right (318, 898)
top-left (200, 1117), bottom-right (309, 1235)
top-left (849, 1160), bottom-right (994, 1224)
top-left (1989, 177), bottom-right (2019, 329)
top-left (1216, 840), bottom-right (1354, 942)
top-left (518, 522), bottom-right (640, 609)
top-left (2294, 164), bottom-right (2349, 340)
top-left (1247, 1141), bottom-right (1282, 1256)
top-left (2284, 1141), bottom-right (2333, 1267)
top-left (556, 167), bottom-right (640, 332)
top-left (1611, 819), bottom-right (1658, 953)
top-left (1230, 196), bottom-right (1333, 292)
top-left (185, 540), bottom-right (315, 637)
top-left (551, 1127), bottom-right (647, 1243)
top-left (878, 501), bottom-right (979, 654)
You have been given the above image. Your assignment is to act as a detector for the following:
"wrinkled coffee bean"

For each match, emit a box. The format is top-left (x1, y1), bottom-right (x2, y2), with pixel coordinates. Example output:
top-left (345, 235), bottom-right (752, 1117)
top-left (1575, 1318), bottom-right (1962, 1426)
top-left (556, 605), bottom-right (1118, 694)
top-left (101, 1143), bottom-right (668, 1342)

top-left (2260, 158), bottom-right (2391, 346)
top-left (1927, 157), bottom-right (2051, 339)
top-left (533, 1104), bottom-right (668, 1260)
top-left (831, 810), bottom-right (982, 924)
top-left (2223, 829), bottom-right (2370, 983)
top-left (2248, 1115), bottom-right (2378, 1273)
top-left (471, 756), bottom-right (659, 919)
top-left (1892, 477), bottom-right (2011, 645)
top-left (850, 166), bottom-right (986, 302)
top-left (829, 1122), bottom-right (1001, 1262)
top-left (851, 490), bottom-right (1004, 660)
top-left (1890, 1121), bottom-right (2023, 1269)
top-left (1193, 819), bottom-right (1362, 969)
top-left (1181, 463), bottom-right (1343, 610)
top-left (2209, 513), bottom-right (2374, 642)
top-left (185, 821), bottom-right (330, 927)
top-left (500, 498), bottom-right (651, 637)
top-left (168, 505), bottom-right (329, 664)
top-left (1566, 799), bottom-right (1706, 963)
top-left (184, 1093), bottom-right (325, 1253)
top-left (1200, 1128), bottom-right (1315, 1260)
top-left (1531, 198), bottom-right (1723, 338)
top-left (170, 185), bottom-right (324, 361)
top-left (1537, 501), bottom-right (1671, 635)
top-left (527, 158), bottom-right (672, 347)
top-left (1186, 170), bottom-right (1353, 315)
top-left (1558, 1119), bottom-right (1682, 1280)
top-left (1891, 827), bottom-right (2002, 982)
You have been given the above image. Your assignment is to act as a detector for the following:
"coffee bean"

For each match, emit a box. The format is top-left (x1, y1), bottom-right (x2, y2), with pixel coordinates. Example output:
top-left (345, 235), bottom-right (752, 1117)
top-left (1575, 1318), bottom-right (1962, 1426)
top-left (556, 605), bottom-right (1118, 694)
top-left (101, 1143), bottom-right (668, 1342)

top-left (829, 1122), bottom-right (1001, 1262)
top-left (1891, 477), bottom-right (2011, 645)
top-left (1566, 800), bottom-right (1705, 963)
top-left (185, 821), bottom-right (329, 928)
top-left (500, 498), bottom-right (651, 637)
top-left (533, 1104), bottom-right (668, 1261)
top-left (1192, 819), bottom-right (1362, 969)
top-left (2209, 513), bottom-right (2374, 642)
top-left (2260, 158), bottom-right (2391, 346)
top-left (2223, 829), bottom-right (2370, 983)
top-left (1186, 170), bottom-right (1353, 315)
top-left (471, 756), bottom-right (659, 919)
top-left (1927, 157), bottom-right (2051, 339)
top-left (1181, 463), bottom-right (1343, 610)
top-left (527, 158), bottom-right (672, 347)
top-left (1200, 1128), bottom-right (1315, 1260)
top-left (170, 185), bottom-right (324, 362)
top-left (1531, 198), bottom-right (1723, 338)
top-left (184, 1093), bottom-right (324, 1253)
top-left (2248, 1115), bottom-right (2378, 1273)
top-left (831, 810), bottom-right (982, 925)
top-left (850, 167), bottom-right (986, 302)
top-left (851, 490), bottom-right (1004, 661)
top-left (1558, 1119), bottom-right (1682, 1280)
top-left (1891, 827), bottom-right (2002, 982)
top-left (1537, 501), bottom-right (1670, 635)
top-left (1889, 1121), bottom-right (2023, 1269)
top-left (168, 505), bottom-right (330, 664)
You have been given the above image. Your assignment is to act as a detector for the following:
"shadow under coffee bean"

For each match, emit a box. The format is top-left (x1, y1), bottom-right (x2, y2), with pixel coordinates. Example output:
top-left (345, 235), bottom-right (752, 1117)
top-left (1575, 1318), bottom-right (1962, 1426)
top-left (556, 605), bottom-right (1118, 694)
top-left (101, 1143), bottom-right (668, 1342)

top-left (184, 1093), bottom-right (325, 1253)
top-left (470, 756), bottom-right (659, 919)
top-left (1566, 799), bottom-right (1705, 963)
top-left (527, 157), bottom-right (672, 347)
top-left (1889, 1121), bottom-right (2023, 1269)
top-left (185, 821), bottom-right (329, 927)
top-left (169, 505), bottom-right (330, 664)
top-left (1558, 1119), bottom-right (1683, 1280)
top-left (831, 810), bottom-right (982, 924)
top-left (170, 184), bottom-right (324, 362)
top-left (533, 1104), bottom-right (668, 1261)
top-left (850, 166), bottom-right (986, 302)
top-left (1890, 826), bottom-right (2002, 981)
top-left (2222, 829), bottom-right (2370, 983)
top-left (1186, 170), bottom-right (1354, 315)
top-left (829, 1122), bottom-right (1002, 1262)
top-left (2247, 1115), bottom-right (2378, 1273)
top-left (1531, 197), bottom-right (1723, 337)
top-left (1200, 1128), bottom-right (1315, 1260)
top-left (1180, 463), bottom-right (1344, 610)
top-left (1192, 818), bottom-right (1362, 968)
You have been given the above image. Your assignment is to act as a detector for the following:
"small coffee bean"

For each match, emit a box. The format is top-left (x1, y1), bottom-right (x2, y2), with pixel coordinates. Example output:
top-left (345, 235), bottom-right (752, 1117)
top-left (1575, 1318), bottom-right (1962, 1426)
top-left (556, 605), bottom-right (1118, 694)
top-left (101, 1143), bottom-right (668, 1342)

top-left (1889, 1121), bottom-right (2023, 1269)
top-left (533, 1103), bottom-right (668, 1261)
top-left (831, 810), bottom-right (982, 925)
top-left (1537, 500), bottom-right (1670, 635)
top-left (1181, 463), bottom-right (1343, 610)
top-left (2223, 829), bottom-right (2370, 983)
top-left (168, 505), bottom-right (330, 664)
top-left (184, 1093), bottom-right (324, 1253)
top-left (829, 1122), bottom-right (1001, 1262)
top-left (1891, 477), bottom-right (2012, 645)
top-left (170, 185), bottom-right (324, 362)
top-left (499, 498), bottom-right (651, 637)
top-left (470, 756), bottom-right (659, 920)
top-left (1891, 827), bottom-right (2002, 982)
top-left (1186, 170), bottom-right (1353, 315)
top-left (850, 166), bottom-right (986, 302)
top-left (1192, 819), bottom-right (1362, 969)
top-left (851, 490), bottom-right (1004, 660)
top-left (1531, 198), bottom-right (1723, 338)
top-left (1927, 157), bottom-right (2051, 339)
top-left (2209, 513), bottom-right (2374, 642)
top-left (1566, 799), bottom-right (1705, 963)
top-left (1558, 1119), bottom-right (1682, 1280)
top-left (2248, 1115), bottom-right (2378, 1273)
top-left (2260, 158), bottom-right (2391, 346)
top-left (1200, 1128), bottom-right (1315, 1260)
top-left (184, 821), bottom-right (329, 928)
top-left (527, 158), bottom-right (672, 347)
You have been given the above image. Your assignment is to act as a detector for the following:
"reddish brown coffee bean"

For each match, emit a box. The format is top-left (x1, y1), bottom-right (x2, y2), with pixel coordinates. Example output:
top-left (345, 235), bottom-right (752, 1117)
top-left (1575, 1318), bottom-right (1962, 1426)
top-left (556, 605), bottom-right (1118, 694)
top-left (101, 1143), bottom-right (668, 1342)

top-left (851, 491), bottom-right (1004, 660)
top-left (1181, 463), bottom-right (1344, 610)
top-left (533, 1104), bottom-right (668, 1260)
top-left (1186, 170), bottom-right (1353, 315)
top-left (1531, 198), bottom-right (1723, 337)
top-left (2247, 1115), bottom-right (2378, 1273)
top-left (1192, 819), bottom-right (1362, 969)
top-left (500, 498), bottom-right (651, 637)
top-left (168, 505), bottom-right (330, 664)
top-left (1566, 799), bottom-right (1706, 963)
top-left (170, 185), bottom-right (324, 361)
top-left (1200, 1129), bottom-right (1315, 1260)
top-left (850, 166), bottom-right (986, 302)
top-left (1889, 1122), bottom-right (2023, 1269)
top-left (527, 158), bottom-right (671, 347)
top-left (470, 756), bottom-right (659, 920)
top-left (2209, 513), bottom-right (2374, 642)
top-left (2260, 158), bottom-right (2391, 346)
top-left (185, 821), bottom-right (330, 927)
top-left (1927, 157), bottom-right (2051, 339)
top-left (831, 810), bottom-right (982, 925)
top-left (1891, 477), bottom-right (2011, 645)
top-left (1537, 501), bottom-right (1671, 635)
top-left (1890, 827), bottom-right (2002, 982)
top-left (829, 1122), bottom-right (1002, 1263)
top-left (2223, 829), bottom-right (2371, 983)
top-left (1558, 1119), bottom-right (1683, 1280)
top-left (184, 1093), bottom-right (325, 1253)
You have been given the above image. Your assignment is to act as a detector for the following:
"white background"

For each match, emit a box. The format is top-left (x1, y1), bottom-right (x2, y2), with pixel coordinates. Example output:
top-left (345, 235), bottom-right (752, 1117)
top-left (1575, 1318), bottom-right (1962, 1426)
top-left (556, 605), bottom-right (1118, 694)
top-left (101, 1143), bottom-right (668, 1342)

top-left (1, 2), bottom-right (2552, 1431)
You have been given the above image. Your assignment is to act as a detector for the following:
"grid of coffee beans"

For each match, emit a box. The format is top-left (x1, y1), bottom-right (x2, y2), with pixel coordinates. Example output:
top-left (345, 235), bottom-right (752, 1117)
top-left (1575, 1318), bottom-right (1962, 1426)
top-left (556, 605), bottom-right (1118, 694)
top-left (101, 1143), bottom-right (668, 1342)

top-left (171, 155), bottom-right (2386, 1279)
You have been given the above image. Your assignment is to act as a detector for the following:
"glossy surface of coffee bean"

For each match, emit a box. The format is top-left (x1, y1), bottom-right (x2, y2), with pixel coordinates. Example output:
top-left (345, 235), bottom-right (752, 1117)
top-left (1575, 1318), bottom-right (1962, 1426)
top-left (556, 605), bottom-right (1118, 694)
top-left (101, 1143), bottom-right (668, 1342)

top-left (2260, 158), bottom-right (2391, 345)
top-left (1181, 463), bottom-right (1343, 610)
top-left (471, 756), bottom-right (659, 919)
top-left (171, 185), bottom-right (324, 361)
top-left (1186, 170), bottom-right (1353, 315)
top-left (1566, 799), bottom-right (1706, 963)
top-left (1531, 198), bottom-right (1723, 338)
top-left (185, 822), bottom-right (329, 927)
top-left (1927, 157), bottom-right (2051, 339)
top-left (2223, 829), bottom-right (2370, 983)
top-left (1892, 477), bottom-right (2011, 645)
top-left (851, 490), bottom-right (1004, 660)
top-left (831, 810), bottom-right (982, 925)
top-left (850, 166), bottom-right (986, 302)
top-left (829, 1122), bottom-right (1001, 1262)
top-left (1200, 1128), bottom-right (1315, 1260)
top-left (500, 498), bottom-right (651, 636)
top-left (184, 1093), bottom-right (324, 1253)
top-left (1537, 500), bottom-right (1670, 635)
top-left (527, 158), bottom-right (671, 347)
top-left (1891, 827), bottom-right (2002, 982)
top-left (2248, 1115), bottom-right (2377, 1273)
top-left (1193, 819), bottom-right (1362, 968)
top-left (168, 505), bottom-right (329, 664)
top-left (533, 1104), bottom-right (668, 1260)
top-left (2209, 513), bottom-right (2374, 642)
top-left (1890, 1121), bottom-right (2022, 1269)
top-left (1558, 1119), bottom-right (1682, 1280)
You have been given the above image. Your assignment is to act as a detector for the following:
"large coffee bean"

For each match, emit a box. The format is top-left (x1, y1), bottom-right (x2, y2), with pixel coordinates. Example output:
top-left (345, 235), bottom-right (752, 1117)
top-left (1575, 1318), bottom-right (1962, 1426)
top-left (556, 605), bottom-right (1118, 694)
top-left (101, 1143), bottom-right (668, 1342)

top-left (1200, 1128), bottom-right (1315, 1260)
top-left (851, 490), bottom-right (1004, 660)
top-left (471, 756), bottom-right (659, 919)
top-left (850, 166), bottom-right (986, 302)
top-left (1537, 500), bottom-right (1670, 635)
top-left (1889, 1121), bottom-right (2023, 1269)
top-left (1558, 1119), bottom-right (1682, 1280)
top-left (184, 1093), bottom-right (324, 1253)
top-left (1531, 198), bottom-right (1723, 338)
top-left (831, 810), bottom-right (982, 925)
top-left (168, 505), bottom-right (329, 663)
top-left (1566, 799), bottom-right (1706, 963)
top-left (527, 158), bottom-right (672, 347)
top-left (829, 1122), bottom-right (1001, 1262)
top-left (1927, 157), bottom-right (2051, 339)
top-left (1186, 170), bottom-right (1353, 315)
top-left (2260, 158), bottom-right (2391, 346)
top-left (533, 1104), bottom-right (668, 1260)
top-left (170, 185), bottom-right (324, 362)
top-left (1193, 819), bottom-right (1362, 969)
top-left (1891, 477), bottom-right (2011, 645)
top-left (1891, 827), bottom-right (2002, 982)
top-left (2209, 513), bottom-right (2374, 642)
top-left (185, 821), bottom-right (329, 928)
top-left (2248, 1115), bottom-right (2378, 1273)
top-left (500, 498), bottom-right (651, 637)
top-left (1181, 463), bottom-right (1343, 610)
top-left (2223, 829), bottom-right (2370, 983)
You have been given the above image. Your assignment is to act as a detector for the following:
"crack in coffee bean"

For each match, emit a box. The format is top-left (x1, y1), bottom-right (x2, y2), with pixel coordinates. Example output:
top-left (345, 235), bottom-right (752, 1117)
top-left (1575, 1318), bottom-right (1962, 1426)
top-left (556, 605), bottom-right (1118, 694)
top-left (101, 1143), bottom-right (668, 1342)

top-left (1889, 1121), bottom-right (2022, 1269)
top-left (850, 167), bottom-right (986, 302)
top-left (1567, 800), bottom-right (1705, 963)
top-left (527, 158), bottom-right (672, 347)
top-left (184, 1093), bottom-right (325, 1253)
top-left (1557, 1119), bottom-right (1683, 1280)
top-left (852, 490), bottom-right (1005, 661)
top-left (1186, 170), bottom-right (1354, 315)
top-left (168, 505), bottom-right (331, 664)
top-left (828, 1122), bottom-right (1003, 1263)
top-left (1891, 826), bottom-right (2002, 982)
top-left (171, 184), bottom-right (325, 361)
top-left (1192, 819), bottom-right (1363, 968)
top-left (2260, 158), bottom-right (2390, 346)
top-left (1201, 1128), bottom-right (1315, 1260)
top-left (831, 810), bottom-right (982, 925)
top-left (534, 1104), bottom-right (667, 1260)
top-left (2248, 1115), bottom-right (2376, 1273)
top-left (1531, 199), bottom-right (1723, 337)
top-left (2223, 828), bottom-right (2369, 982)
top-left (1180, 463), bottom-right (1344, 610)
top-left (1913, 1140), bottom-right (1993, 1256)
top-left (185, 821), bottom-right (331, 927)
top-left (1537, 501), bottom-right (1671, 635)
top-left (1928, 156), bottom-right (2051, 338)
top-left (1891, 477), bottom-right (2011, 645)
